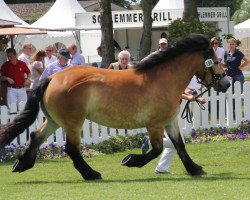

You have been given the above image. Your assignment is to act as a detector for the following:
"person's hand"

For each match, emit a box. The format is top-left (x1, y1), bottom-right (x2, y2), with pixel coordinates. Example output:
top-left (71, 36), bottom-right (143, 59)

top-left (24, 79), bottom-right (31, 87)
top-left (6, 77), bottom-right (14, 84)
top-left (196, 97), bottom-right (206, 104)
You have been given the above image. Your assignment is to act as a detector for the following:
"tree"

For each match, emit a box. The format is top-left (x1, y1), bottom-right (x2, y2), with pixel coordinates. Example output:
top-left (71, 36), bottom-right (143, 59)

top-left (111, 0), bottom-right (137, 9)
top-left (98, 0), bottom-right (115, 67)
top-left (183, 0), bottom-right (199, 20)
top-left (138, 0), bottom-right (153, 60)
top-left (232, 0), bottom-right (250, 24)
top-left (138, 0), bottom-right (159, 60)
top-left (168, 0), bottom-right (219, 43)
top-left (196, 0), bottom-right (243, 20)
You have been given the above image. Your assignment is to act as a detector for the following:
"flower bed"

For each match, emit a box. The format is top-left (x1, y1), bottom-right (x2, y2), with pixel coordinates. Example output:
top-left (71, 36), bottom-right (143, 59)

top-left (190, 120), bottom-right (250, 143)
top-left (1, 120), bottom-right (249, 162)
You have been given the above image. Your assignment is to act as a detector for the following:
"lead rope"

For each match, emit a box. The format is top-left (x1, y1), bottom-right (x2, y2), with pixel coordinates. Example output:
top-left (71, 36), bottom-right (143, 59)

top-left (181, 86), bottom-right (211, 123)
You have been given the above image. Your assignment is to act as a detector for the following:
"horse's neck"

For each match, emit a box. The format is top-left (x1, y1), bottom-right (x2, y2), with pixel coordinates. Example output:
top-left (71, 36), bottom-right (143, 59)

top-left (155, 55), bottom-right (198, 93)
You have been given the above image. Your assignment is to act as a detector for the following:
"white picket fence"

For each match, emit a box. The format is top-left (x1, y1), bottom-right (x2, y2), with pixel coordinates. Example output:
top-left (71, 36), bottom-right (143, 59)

top-left (1, 82), bottom-right (249, 147)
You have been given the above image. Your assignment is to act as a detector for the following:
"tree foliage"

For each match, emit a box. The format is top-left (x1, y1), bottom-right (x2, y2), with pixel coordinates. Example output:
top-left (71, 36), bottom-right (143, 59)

top-left (168, 18), bottom-right (218, 44)
top-left (196, 0), bottom-right (243, 20)
top-left (232, 0), bottom-right (250, 25)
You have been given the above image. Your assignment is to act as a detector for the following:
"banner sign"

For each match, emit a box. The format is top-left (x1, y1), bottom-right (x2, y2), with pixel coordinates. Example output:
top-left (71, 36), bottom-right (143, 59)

top-left (75, 7), bottom-right (229, 30)
top-left (198, 7), bottom-right (229, 22)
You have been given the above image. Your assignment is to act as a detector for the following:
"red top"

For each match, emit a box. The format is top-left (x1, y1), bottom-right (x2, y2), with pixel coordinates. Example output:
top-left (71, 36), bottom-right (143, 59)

top-left (1, 60), bottom-right (30, 87)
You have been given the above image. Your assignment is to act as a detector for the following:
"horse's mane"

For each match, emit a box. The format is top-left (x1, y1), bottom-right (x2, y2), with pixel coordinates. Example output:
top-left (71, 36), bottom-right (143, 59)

top-left (135, 34), bottom-right (212, 71)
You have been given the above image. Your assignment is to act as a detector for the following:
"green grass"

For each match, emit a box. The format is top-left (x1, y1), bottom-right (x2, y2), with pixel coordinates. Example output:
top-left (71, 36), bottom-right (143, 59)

top-left (0, 140), bottom-right (250, 200)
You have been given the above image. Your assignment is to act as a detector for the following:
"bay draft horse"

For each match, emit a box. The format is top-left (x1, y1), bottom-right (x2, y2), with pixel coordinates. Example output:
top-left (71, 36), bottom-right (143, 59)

top-left (0, 34), bottom-right (230, 180)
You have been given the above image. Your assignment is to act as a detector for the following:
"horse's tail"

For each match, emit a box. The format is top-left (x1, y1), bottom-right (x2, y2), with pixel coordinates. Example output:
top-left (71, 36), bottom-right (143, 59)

top-left (0, 78), bottom-right (51, 148)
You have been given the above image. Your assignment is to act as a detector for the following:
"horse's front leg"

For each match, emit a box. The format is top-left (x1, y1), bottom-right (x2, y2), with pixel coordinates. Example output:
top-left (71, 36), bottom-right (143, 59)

top-left (165, 117), bottom-right (206, 176)
top-left (121, 127), bottom-right (164, 168)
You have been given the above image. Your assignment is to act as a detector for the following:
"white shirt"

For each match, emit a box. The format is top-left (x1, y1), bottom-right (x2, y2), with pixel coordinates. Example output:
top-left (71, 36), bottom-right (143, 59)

top-left (69, 52), bottom-right (85, 66)
top-left (18, 53), bottom-right (30, 68)
top-left (188, 76), bottom-right (201, 90)
top-left (44, 55), bottom-right (57, 68)
top-left (214, 46), bottom-right (225, 64)
top-left (30, 61), bottom-right (43, 88)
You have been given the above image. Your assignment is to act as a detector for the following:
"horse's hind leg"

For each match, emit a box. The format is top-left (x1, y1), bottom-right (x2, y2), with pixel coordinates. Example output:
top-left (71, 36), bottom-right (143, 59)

top-left (64, 128), bottom-right (102, 180)
top-left (13, 118), bottom-right (59, 172)
top-left (165, 117), bottom-right (206, 176)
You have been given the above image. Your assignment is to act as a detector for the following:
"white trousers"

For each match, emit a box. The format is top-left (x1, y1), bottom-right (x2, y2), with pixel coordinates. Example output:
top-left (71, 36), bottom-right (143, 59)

top-left (7, 87), bottom-right (27, 110)
top-left (149, 131), bottom-right (185, 173)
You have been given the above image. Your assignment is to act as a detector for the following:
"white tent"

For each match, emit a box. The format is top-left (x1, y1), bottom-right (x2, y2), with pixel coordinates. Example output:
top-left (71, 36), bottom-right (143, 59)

top-left (234, 19), bottom-right (250, 67)
top-left (153, 0), bottom-right (184, 10)
top-left (0, 0), bottom-right (29, 27)
top-left (234, 19), bottom-right (250, 40)
top-left (31, 0), bottom-right (85, 30)
top-left (25, 0), bottom-right (101, 63)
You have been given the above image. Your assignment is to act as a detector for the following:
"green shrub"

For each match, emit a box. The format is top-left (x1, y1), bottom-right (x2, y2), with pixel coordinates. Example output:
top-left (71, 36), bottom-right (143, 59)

top-left (94, 134), bottom-right (145, 154)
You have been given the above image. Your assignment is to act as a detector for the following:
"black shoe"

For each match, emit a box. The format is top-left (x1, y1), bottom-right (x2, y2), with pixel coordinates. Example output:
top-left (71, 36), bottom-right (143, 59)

top-left (141, 136), bottom-right (149, 154)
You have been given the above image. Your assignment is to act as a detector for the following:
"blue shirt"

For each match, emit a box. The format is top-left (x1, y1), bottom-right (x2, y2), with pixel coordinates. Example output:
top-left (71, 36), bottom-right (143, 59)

top-left (39, 61), bottom-right (69, 80)
top-left (224, 49), bottom-right (244, 77)
top-left (69, 52), bottom-right (85, 66)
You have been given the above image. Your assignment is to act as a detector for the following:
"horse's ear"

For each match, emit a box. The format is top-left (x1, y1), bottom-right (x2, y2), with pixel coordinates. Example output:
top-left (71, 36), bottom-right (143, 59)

top-left (204, 59), bottom-right (214, 68)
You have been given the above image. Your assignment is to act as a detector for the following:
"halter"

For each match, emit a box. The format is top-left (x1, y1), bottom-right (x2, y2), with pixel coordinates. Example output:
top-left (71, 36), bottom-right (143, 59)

top-left (181, 49), bottom-right (226, 123)
top-left (197, 50), bottom-right (226, 88)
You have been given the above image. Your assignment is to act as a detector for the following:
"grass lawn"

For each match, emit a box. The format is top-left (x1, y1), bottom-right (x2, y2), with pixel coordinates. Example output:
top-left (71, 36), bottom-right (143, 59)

top-left (0, 140), bottom-right (250, 200)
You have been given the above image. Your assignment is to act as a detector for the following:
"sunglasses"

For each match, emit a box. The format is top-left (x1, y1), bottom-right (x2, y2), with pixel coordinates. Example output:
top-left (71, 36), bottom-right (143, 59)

top-left (214, 42), bottom-right (219, 45)
top-left (46, 49), bottom-right (53, 52)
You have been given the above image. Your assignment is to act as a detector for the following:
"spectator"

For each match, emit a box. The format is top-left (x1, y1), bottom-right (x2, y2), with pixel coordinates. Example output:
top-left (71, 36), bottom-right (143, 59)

top-left (223, 38), bottom-right (250, 93)
top-left (0, 48), bottom-right (31, 109)
top-left (18, 43), bottom-right (32, 68)
top-left (160, 32), bottom-right (167, 38)
top-left (91, 62), bottom-right (98, 67)
top-left (68, 44), bottom-right (85, 66)
top-left (0, 41), bottom-right (8, 106)
top-left (30, 50), bottom-right (46, 89)
top-left (159, 38), bottom-right (168, 51)
top-left (211, 37), bottom-right (225, 65)
top-left (0, 41), bottom-right (7, 69)
top-left (108, 50), bottom-right (133, 70)
top-left (96, 46), bottom-right (106, 68)
top-left (44, 45), bottom-right (57, 67)
top-left (39, 48), bottom-right (71, 80)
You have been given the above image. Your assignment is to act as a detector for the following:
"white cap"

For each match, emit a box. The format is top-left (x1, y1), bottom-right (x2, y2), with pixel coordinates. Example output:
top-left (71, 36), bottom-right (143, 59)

top-left (159, 38), bottom-right (168, 44)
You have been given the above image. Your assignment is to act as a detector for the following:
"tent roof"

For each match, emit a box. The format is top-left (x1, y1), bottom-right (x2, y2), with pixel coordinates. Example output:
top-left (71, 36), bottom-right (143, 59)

top-left (0, 18), bottom-right (21, 27)
top-left (31, 0), bottom-right (86, 30)
top-left (153, 0), bottom-right (184, 10)
top-left (0, 0), bottom-right (29, 27)
top-left (0, 27), bottom-right (46, 36)
top-left (234, 18), bottom-right (250, 30)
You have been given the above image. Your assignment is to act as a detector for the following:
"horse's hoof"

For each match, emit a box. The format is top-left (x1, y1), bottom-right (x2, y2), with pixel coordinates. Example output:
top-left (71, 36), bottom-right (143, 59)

top-left (84, 171), bottom-right (102, 181)
top-left (121, 154), bottom-right (134, 167)
top-left (12, 158), bottom-right (35, 173)
top-left (190, 169), bottom-right (207, 176)
top-left (12, 160), bottom-right (24, 172)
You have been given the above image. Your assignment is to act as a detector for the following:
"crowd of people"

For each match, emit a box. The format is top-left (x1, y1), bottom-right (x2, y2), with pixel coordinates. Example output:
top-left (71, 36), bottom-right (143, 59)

top-left (0, 33), bottom-right (249, 175)
top-left (0, 43), bottom-right (85, 110)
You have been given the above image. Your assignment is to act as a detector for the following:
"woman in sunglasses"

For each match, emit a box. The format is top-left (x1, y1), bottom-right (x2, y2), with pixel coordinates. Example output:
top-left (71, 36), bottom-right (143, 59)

top-left (211, 37), bottom-right (225, 66)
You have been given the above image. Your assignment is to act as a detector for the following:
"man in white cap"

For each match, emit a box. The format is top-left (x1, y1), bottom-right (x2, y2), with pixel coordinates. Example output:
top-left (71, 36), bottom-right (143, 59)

top-left (159, 38), bottom-right (168, 51)
top-left (39, 48), bottom-right (71, 80)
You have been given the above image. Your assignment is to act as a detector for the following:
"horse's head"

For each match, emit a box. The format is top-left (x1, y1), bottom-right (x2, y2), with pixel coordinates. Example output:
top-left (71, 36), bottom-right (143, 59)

top-left (196, 49), bottom-right (230, 93)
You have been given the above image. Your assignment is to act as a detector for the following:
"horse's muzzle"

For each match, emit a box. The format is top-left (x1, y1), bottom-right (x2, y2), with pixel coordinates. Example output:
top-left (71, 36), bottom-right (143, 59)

top-left (214, 76), bottom-right (231, 93)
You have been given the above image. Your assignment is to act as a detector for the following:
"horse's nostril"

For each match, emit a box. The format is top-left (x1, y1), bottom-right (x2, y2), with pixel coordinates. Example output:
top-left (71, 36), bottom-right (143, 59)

top-left (227, 83), bottom-right (231, 88)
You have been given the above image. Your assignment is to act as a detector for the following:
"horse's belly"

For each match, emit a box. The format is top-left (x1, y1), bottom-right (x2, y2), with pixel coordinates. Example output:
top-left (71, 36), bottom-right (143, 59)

top-left (86, 108), bottom-right (147, 129)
